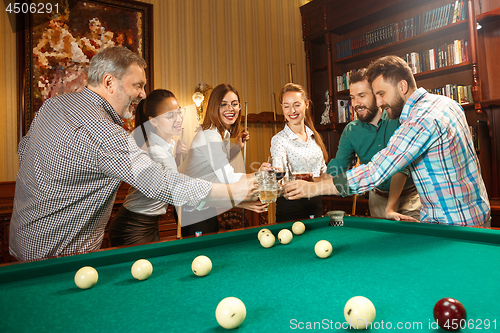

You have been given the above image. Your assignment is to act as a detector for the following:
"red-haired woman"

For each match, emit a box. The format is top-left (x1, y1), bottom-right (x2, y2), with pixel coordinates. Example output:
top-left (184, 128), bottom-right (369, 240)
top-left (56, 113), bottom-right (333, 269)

top-left (181, 83), bottom-right (267, 236)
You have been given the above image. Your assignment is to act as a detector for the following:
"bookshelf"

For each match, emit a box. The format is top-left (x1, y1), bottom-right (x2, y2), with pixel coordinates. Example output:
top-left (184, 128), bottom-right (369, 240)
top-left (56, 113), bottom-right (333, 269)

top-left (300, 0), bottom-right (500, 200)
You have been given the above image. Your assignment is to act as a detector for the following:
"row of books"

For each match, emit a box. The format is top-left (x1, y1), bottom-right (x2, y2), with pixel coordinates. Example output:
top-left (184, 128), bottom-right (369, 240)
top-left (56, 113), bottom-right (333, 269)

top-left (335, 0), bottom-right (469, 60)
top-left (336, 69), bottom-right (358, 92)
top-left (403, 39), bottom-right (469, 74)
top-left (337, 99), bottom-right (357, 123)
top-left (336, 14), bottom-right (421, 59)
top-left (423, 0), bottom-right (468, 33)
top-left (426, 84), bottom-right (474, 105)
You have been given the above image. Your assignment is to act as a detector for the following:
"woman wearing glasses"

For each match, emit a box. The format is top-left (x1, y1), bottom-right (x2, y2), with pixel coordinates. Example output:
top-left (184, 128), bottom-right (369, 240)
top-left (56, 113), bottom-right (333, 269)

top-left (108, 89), bottom-right (187, 246)
top-left (181, 83), bottom-right (267, 236)
top-left (271, 83), bottom-right (328, 222)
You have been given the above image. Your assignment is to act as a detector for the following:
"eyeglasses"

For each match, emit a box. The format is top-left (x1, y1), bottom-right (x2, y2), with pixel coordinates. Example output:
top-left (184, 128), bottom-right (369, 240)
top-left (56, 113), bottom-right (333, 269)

top-left (160, 108), bottom-right (185, 121)
top-left (220, 102), bottom-right (241, 111)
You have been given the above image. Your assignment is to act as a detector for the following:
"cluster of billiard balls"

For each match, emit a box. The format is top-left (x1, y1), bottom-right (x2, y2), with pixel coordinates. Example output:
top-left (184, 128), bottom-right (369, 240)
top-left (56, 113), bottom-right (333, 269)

top-left (259, 221), bottom-right (333, 259)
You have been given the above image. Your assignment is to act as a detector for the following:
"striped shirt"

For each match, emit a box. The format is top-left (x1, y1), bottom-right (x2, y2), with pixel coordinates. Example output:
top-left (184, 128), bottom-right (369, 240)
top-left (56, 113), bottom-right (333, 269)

top-left (10, 88), bottom-right (212, 260)
top-left (338, 88), bottom-right (490, 226)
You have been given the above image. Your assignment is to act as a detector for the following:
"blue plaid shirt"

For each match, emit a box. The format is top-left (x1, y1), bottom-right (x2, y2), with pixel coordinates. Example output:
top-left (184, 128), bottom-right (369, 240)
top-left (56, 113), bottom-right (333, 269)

top-left (341, 88), bottom-right (490, 226)
top-left (10, 88), bottom-right (212, 260)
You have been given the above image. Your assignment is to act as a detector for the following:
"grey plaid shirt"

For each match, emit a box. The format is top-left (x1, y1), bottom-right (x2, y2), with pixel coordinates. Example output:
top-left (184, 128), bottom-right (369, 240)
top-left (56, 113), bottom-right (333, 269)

top-left (10, 88), bottom-right (212, 261)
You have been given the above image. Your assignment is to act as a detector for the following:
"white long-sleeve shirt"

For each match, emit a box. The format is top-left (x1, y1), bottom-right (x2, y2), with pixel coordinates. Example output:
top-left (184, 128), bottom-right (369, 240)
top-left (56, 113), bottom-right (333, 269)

top-left (182, 127), bottom-right (244, 184)
top-left (124, 132), bottom-right (178, 215)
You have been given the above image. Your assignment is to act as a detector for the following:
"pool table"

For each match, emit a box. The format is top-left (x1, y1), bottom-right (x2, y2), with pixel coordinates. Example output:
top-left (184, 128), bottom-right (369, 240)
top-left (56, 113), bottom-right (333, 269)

top-left (1, 216), bottom-right (500, 332)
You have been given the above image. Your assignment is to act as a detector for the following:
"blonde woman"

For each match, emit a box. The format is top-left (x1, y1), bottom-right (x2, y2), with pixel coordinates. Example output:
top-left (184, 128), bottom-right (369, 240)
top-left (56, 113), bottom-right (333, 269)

top-left (271, 83), bottom-right (328, 222)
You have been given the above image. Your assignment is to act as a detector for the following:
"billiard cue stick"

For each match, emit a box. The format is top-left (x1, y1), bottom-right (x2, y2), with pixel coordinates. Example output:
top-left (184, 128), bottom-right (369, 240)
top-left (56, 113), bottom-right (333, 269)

top-left (272, 92), bottom-right (277, 135)
top-left (180, 127), bottom-right (185, 163)
top-left (287, 63), bottom-right (294, 83)
top-left (268, 93), bottom-right (278, 224)
top-left (242, 102), bottom-right (248, 228)
top-left (177, 208), bottom-right (182, 238)
top-left (176, 127), bottom-right (186, 238)
top-left (244, 102), bottom-right (248, 166)
top-left (351, 194), bottom-right (357, 216)
top-left (351, 157), bottom-right (360, 216)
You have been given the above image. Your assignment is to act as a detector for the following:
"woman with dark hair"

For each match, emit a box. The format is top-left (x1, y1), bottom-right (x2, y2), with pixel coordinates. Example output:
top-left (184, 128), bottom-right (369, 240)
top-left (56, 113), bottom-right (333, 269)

top-left (270, 83), bottom-right (328, 222)
top-left (108, 89), bottom-right (187, 246)
top-left (181, 83), bottom-right (267, 236)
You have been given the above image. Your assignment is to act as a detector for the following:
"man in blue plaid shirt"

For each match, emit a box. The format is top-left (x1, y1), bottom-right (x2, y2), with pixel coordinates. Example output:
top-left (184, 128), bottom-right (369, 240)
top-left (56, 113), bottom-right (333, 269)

top-left (285, 55), bottom-right (490, 227)
top-left (10, 47), bottom-right (257, 261)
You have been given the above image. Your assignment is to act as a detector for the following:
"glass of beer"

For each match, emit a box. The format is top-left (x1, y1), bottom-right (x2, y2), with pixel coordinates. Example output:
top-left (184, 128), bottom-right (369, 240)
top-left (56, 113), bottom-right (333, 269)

top-left (291, 172), bottom-right (313, 181)
top-left (290, 158), bottom-right (313, 182)
top-left (255, 170), bottom-right (278, 209)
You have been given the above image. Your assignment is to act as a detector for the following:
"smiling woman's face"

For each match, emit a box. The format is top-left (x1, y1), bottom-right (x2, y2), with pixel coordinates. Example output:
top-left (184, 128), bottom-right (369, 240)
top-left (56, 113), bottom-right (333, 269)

top-left (218, 91), bottom-right (240, 129)
top-left (281, 91), bottom-right (307, 126)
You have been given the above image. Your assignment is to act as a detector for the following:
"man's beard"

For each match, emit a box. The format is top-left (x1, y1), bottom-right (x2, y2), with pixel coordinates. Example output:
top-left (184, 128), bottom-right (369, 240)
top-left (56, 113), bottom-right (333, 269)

top-left (355, 102), bottom-right (378, 123)
top-left (381, 94), bottom-right (405, 119)
top-left (121, 97), bottom-right (141, 119)
top-left (121, 102), bottom-right (136, 119)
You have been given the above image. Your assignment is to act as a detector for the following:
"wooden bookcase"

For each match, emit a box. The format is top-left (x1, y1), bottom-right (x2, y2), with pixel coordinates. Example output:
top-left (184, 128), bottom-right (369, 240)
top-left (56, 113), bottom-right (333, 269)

top-left (300, 0), bottom-right (500, 202)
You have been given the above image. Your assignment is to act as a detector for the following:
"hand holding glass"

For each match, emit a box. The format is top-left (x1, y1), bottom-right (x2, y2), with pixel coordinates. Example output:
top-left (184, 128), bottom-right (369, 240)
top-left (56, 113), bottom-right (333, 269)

top-left (291, 157), bottom-right (312, 182)
top-left (255, 170), bottom-right (278, 209)
top-left (267, 156), bottom-right (287, 182)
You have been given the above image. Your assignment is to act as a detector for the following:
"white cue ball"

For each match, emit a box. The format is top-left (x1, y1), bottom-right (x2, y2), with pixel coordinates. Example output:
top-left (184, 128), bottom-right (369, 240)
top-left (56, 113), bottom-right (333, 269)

top-left (278, 229), bottom-right (293, 245)
top-left (344, 296), bottom-right (376, 329)
top-left (257, 228), bottom-right (272, 241)
top-left (260, 232), bottom-right (276, 248)
top-left (131, 259), bottom-right (153, 281)
top-left (292, 221), bottom-right (306, 235)
top-left (74, 266), bottom-right (98, 289)
top-left (314, 240), bottom-right (333, 258)
top-left (192, 255), bottom-right (212, 277)
top-left (215, 297), bottom-right (247, 329)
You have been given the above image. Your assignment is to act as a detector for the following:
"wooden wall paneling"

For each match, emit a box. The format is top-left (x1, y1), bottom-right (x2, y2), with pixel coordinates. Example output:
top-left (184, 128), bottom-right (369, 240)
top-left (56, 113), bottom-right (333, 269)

top-left (0, 182), bottom-right (16, 263)
top-left (0, 10), bottom-right (19, 182)
top-left (477, 20), bottom-right (500, 101)
top-left (482, 104), bottom-right (500, 198)
top-left (463, 108), bottom-right (493, 195)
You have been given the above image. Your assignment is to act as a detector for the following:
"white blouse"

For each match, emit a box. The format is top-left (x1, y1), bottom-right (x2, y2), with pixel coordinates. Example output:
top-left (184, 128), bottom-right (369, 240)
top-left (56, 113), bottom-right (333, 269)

top-left (181, 127), bottom-right (244, 184)
top-left (124, 133), bottom-right (178, 215)
top-left (270, 124), bottom-right (327, 177)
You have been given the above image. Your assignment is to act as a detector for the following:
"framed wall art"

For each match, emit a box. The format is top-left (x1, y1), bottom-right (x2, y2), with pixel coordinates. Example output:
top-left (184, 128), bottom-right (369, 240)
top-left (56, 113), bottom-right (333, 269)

top-left (17, 0), bottom-right (153, 137)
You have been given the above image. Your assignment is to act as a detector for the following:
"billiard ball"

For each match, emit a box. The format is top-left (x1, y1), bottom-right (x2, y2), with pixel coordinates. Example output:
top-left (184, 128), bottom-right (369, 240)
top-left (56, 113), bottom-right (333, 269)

top-left (433, 298), bottom-right (467, 331)
top-left (215, 297), bottom-right (247, 329)
top-left (74, 266), bottom-right (98, 289)
top-left (314, 240), bottom-right (332, 258)
top-left (260, 232), bottom-right (276, 248)
top-left (292, 221), bottom-right (306, 235)
top-left (258, 228), bottom-right (272, 241)
top-left (278, 229), bottom-right (293, 245)
top-left (344, 296), bottom-right (376, 329)
top-left (131, 259), bottom-right (153, 281)
top-left (192, 255), bottom-right (212, 277)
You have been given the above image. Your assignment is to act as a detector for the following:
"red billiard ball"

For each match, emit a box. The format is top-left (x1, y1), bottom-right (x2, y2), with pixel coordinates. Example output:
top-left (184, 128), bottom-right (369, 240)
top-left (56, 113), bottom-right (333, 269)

top-left (433, 298), bottom-right (467, 332)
